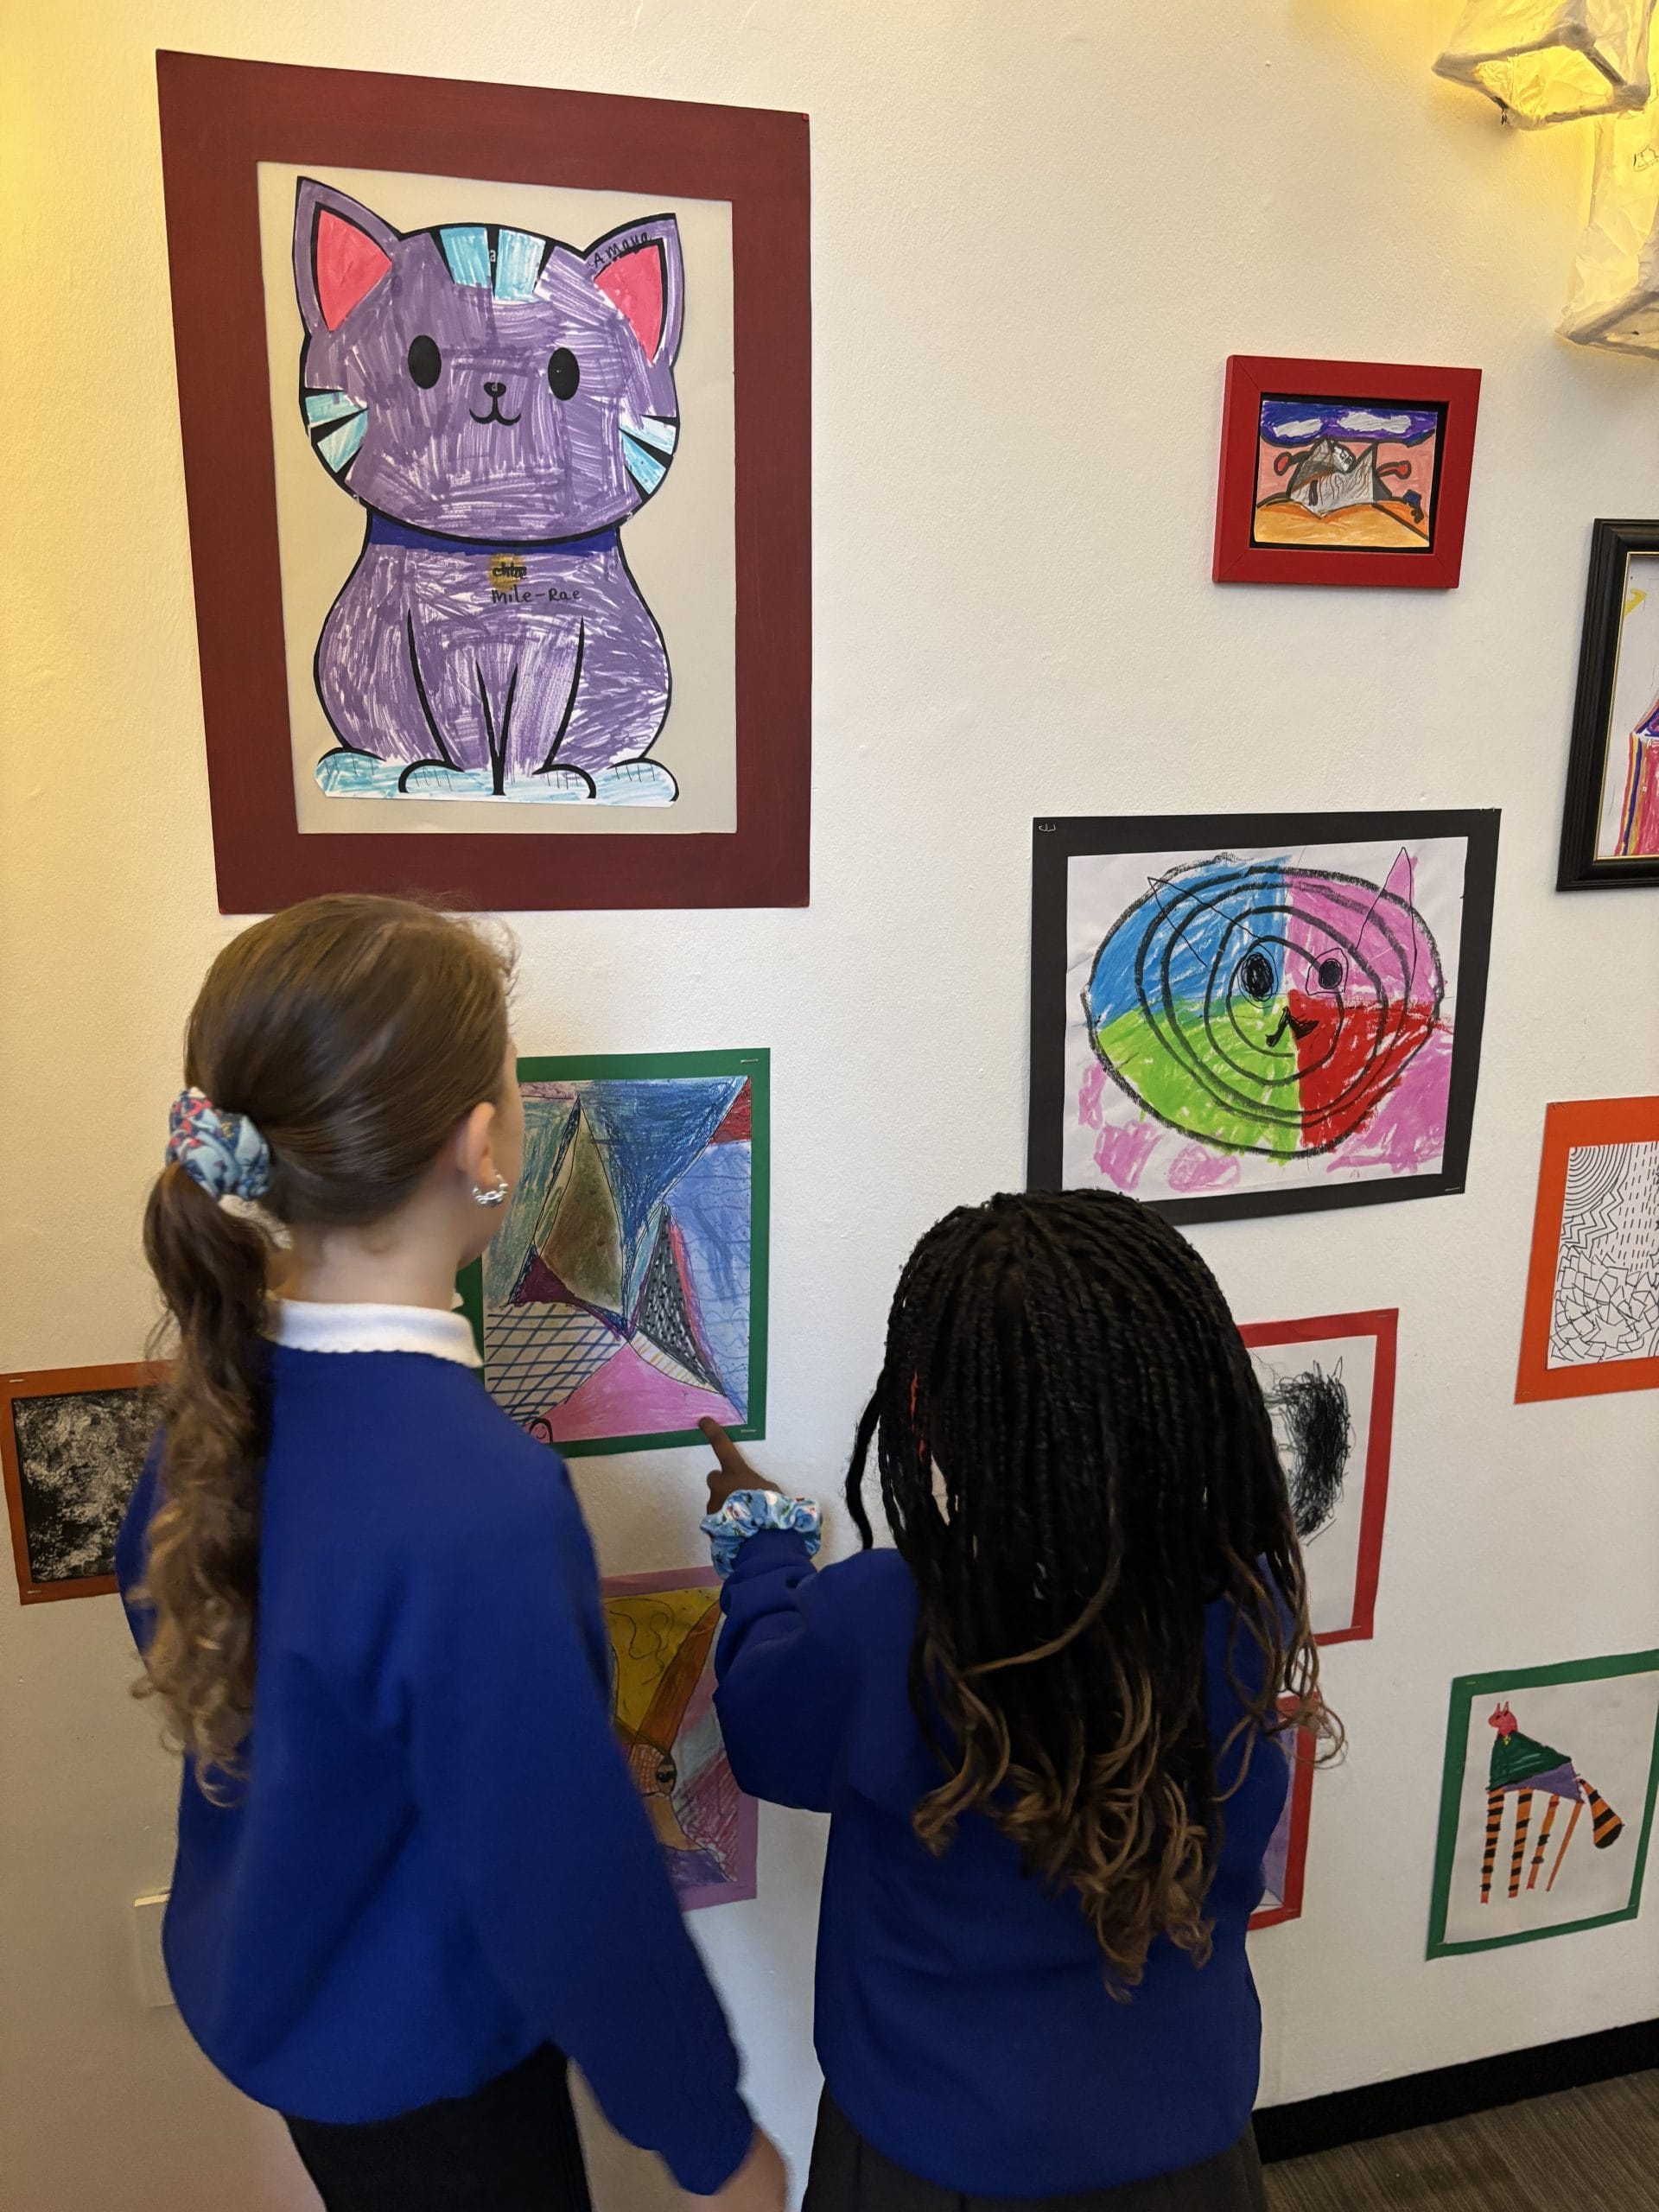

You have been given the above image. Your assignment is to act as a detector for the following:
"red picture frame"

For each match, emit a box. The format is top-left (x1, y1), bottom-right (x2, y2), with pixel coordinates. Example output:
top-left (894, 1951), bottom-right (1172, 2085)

top-left (3, 1362), bottom-right (166, 1604)
top-left (1238, 1307), bottom-right (1397, 1646)
top-left (156, 51), bottom-right (810, 912)
top-left (1213, 356), bottom-right (1481, 589)
top-left (1249, 1698), bottom-right (1318, 1933)
top-left (1516, 1096), bottom-right (1659, 1403)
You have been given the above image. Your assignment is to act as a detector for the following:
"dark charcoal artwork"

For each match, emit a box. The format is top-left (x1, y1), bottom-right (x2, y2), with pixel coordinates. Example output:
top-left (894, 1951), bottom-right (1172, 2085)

top-left (8, 1385), bottom-right (156, 1591)
top-left (1263, 1361), bottom-right (1354, 1541)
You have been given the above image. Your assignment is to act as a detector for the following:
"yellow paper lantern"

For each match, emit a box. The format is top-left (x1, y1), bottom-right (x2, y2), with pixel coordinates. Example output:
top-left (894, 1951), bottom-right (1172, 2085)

top-left (1433, 0), bottom-right (1657, 125)
top-left (1560, 94), bottom-right (1659, 350)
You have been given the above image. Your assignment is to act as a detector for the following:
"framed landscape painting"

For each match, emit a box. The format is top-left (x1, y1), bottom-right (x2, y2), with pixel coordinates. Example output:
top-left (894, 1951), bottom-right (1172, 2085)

top-left (461, 1049), bottom-right (768, 1456)
top-left (1516, 1096), bottom-right (1659, 1402)
top-left (156, 52), bottom-right (810, 911)
top-left (1028, 810), bottom-right (1500, 1224)
top-left (2, 1363), bottom-right (163, 1604)
top-left (1213, 357), bottom-right (1481, 588)
top-left (1558, 521), bottom-right (1659, 887)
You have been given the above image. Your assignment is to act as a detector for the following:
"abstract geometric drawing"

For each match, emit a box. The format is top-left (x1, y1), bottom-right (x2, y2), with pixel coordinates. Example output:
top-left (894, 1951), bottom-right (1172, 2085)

top-left (1250, 397), bottom-right (1443, 553)
top-left (1559, 526), bottom-right (1659, 887)
top-left (1028, 811), bottom-right (1500, 1225)
top-left (1240, 1310), bottom-right (1396, 1645)
top-left (601, 1566), bottom-right (758, 1911)
top-left (1516, 1097), bottom-right (1659, 1402)
top-left (1428, 1650), bottom-right (1659, 1958)
top-left (464, 1050), bottom-right (768, 1455)
top-left (1213, 357), bottom-right (1480, 590)
top-left (2, 1364), bottom-right (163, 1604)
top-left (1250, 1699), bottom-right (1316, 1932)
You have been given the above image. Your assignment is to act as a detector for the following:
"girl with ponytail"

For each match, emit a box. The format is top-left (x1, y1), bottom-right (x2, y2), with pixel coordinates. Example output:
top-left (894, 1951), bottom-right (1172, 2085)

top-left (121, 895), bottom-right (782, 2212)
top-left (697, 1188), bottom-right (1340, 2212)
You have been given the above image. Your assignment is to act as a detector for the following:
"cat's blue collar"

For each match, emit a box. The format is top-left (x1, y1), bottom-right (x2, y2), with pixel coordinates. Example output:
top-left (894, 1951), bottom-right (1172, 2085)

top-left (366, 512), bottom-right (620, 557)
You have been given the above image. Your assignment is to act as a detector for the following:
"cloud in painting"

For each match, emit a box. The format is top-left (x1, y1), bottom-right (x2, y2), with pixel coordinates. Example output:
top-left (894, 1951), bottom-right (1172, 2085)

top-left (1259, 397), bottom-right (1440, 447)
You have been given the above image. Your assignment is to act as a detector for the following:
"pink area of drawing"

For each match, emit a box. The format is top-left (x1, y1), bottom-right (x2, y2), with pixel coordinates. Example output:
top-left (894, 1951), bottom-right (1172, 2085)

top-left (1090, 1113), bottom-right (1162, 1191)
top-left (315, 207), bottom-right (391, 330)
top-left (1167, 1143), bottom-right (1242, 1194)
top-left (1334, 1026), bottom-right (1451, 1175)
top-left (596, 240), bottom-right (665, 357)
top-left (546, 1340), bottom-right (739, 1443)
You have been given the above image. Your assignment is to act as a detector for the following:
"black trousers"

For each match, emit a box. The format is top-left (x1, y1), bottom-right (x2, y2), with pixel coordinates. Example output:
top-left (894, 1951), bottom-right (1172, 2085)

top-left (284, 2045), bottom-right (594, 2212)
top-left (803, 2094), bottom-right (1268, 2212)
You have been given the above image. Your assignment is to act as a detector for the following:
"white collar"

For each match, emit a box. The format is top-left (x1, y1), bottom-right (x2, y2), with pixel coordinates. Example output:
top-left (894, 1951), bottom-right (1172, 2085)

top-left (269, 1300), bottom-right (481, 1368)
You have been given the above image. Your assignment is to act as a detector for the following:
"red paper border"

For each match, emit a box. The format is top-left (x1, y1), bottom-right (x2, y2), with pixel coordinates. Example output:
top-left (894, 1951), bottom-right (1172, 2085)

top-left (1250, 1699), bottom-right (1317, 1932)
top-left (3, 1361), bottom-right (167, 1604)
top-left (1238, 1308), bottom-right (1398, 1646)
top-left (156, 51), bottom-right (810, 912)
top-left (601, 1564), bottom-right (759, 1910)
top-left (1516, 1097), bottom-right (1659, 1403)
top-left (1212, 357), bottom-right (1481, 589)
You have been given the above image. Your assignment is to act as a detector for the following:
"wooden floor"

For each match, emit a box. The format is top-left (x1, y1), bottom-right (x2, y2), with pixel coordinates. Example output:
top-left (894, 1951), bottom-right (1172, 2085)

top-left (1264, 2070), bottom-right (1659, 2211)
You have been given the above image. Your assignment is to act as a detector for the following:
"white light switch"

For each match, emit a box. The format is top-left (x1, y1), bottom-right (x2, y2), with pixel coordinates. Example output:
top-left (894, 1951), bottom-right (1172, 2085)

top-left (133, 1891), bottom-right (174, 2009)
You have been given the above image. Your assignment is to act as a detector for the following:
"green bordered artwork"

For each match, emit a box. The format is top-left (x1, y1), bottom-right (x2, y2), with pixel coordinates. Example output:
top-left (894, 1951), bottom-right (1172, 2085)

top-left (459, 1049), bottom-right (770, 1459)
top-left (1427, 1649), bottom-right (1659, 1961)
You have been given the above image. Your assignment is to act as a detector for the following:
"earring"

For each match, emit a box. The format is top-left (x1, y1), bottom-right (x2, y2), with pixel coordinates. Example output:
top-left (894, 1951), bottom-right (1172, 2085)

top-left (472, 1175), bottom-right (509, 1208)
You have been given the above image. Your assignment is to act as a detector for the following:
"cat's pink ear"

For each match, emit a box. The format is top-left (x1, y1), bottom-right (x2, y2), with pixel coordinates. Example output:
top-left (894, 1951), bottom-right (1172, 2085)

top-left (584, 215), bottom-right (683, 365)
top-left (294, 179), bottom-right (399, 337)
top-left (1382, 848), bottom-right (1417, 907)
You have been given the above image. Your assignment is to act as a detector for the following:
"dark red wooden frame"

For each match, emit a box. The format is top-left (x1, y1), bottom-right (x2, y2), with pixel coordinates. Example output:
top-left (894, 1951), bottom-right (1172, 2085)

top-left (156, 51), bottom-right (810, 912)
top-left (3, 1362), bottom-right (167, 1605)
top-left (1213, 355), bottom-right (1481, 589)
top-left (1516, 1096), bottom-right (1659, 1403)
top-left (1237, 1307), bottom-right (1397, 1646)
top-left (1249, 1698), bottom-right (1318, 1933)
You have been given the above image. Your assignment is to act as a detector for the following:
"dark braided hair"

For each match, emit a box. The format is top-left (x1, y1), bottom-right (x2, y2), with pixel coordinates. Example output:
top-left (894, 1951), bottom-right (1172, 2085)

top-left (845, 1187), bottom-right (1337, 1986)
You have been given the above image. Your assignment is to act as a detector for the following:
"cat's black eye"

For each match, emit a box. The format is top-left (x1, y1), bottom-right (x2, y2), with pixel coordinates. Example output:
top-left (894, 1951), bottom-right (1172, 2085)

top-left (1238, 950), bottom-right (1275, 1001)
top-left (407, 335), bottom-right (442, 389)
top-left (1317, 956), bottom-right (1344, 991)
top-left (548, 347), bottom-right (581, 401)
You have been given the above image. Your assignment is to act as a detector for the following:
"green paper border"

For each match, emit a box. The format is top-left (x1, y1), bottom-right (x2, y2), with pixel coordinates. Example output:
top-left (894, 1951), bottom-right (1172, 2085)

top-left (1426, 1648), bottom-right (1659, 1960)
top-left (460, 1049), bottom-right (769, 1459)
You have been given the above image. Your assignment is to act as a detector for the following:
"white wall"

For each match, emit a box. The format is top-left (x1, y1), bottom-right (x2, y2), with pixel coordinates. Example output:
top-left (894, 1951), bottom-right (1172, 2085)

top-left (3, 3), bottom-right (1657, 2207)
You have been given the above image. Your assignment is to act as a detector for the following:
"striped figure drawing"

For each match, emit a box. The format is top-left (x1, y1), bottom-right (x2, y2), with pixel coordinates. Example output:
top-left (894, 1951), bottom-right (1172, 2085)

top-left (1479, 1700), bottom-right (1624, 1904)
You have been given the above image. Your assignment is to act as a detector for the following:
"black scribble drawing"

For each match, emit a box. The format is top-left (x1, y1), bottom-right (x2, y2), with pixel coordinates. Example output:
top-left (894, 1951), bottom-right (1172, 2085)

top-left (10, 1387), bottom-right (156, 1585)
top-left (1549, 1141), bottom-right (1659, 1368)
top-left (1261, 1361), bottom-right (1353, 1542)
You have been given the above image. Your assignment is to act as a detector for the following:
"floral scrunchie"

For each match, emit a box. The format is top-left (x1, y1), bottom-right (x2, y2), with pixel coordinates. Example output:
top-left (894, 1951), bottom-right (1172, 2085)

top-left (700, 1488), bottom-right (823, 1580)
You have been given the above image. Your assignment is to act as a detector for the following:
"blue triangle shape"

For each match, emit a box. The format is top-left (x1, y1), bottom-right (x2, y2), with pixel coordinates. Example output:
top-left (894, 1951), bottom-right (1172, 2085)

top-left (580, 1078), bottom-right (742, 1257)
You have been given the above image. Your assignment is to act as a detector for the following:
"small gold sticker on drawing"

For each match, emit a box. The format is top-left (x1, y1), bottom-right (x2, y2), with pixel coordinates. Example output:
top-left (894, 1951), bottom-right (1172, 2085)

top-left (489, 555), bottom-right (529, 593)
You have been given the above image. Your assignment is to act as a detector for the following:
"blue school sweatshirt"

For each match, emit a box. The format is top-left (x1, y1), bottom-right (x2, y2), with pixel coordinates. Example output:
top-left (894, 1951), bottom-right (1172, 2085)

top-left (116, 1304), bottom-right (752, 2194)
top-left (715, 1534), bottom-right (1289, 2197)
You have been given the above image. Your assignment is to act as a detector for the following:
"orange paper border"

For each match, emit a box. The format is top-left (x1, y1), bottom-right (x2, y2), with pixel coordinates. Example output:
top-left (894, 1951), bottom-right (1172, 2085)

top-left (1516, 1097), bottom-right (1659, 1403)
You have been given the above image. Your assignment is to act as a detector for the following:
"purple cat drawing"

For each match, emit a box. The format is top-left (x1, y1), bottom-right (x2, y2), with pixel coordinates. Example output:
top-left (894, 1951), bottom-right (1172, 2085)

top-left (292, 178), bottom-right (684, 804)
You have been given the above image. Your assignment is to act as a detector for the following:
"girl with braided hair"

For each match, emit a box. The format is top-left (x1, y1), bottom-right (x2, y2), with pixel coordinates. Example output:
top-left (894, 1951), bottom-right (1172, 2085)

top-left (700, 1187), bottom-right (1336, 2212)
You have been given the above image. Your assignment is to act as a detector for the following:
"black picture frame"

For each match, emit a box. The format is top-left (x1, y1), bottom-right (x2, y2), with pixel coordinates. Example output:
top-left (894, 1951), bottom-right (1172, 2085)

top-left (1558, 519), bottom-right (1659, 891)
top-left (1027, 809), bottom-right (1501, 1226)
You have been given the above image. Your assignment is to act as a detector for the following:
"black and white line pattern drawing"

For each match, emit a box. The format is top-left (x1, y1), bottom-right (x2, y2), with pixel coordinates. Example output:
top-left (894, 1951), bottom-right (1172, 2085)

top-left (1549, 1141), bottom-right (1659, 1368)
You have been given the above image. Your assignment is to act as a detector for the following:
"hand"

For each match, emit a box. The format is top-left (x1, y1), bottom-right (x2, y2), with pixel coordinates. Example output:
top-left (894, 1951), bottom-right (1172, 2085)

top-left (690, 2128), bottom-right (788, 2212)
top-left (701, 1417), bottom-right (780, 1513)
